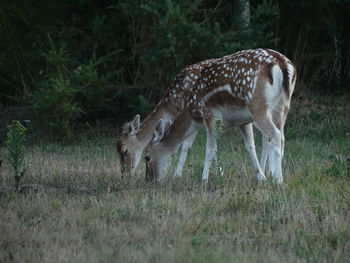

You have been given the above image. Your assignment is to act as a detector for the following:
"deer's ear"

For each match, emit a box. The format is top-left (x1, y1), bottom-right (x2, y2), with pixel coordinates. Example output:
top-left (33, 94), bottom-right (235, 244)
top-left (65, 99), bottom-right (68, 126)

top-left (122, 122), bottom-right (131, 134)
top-left (164, 120), bottom-right (171, 131)
top-left (163, 120), bottom-right (172, 137)
top-left (131, 114), bottom-right (140, 134)
top-left (123, 114), bottom-right (140, 136)
top-left (152, 119), bottom-right (165, 142)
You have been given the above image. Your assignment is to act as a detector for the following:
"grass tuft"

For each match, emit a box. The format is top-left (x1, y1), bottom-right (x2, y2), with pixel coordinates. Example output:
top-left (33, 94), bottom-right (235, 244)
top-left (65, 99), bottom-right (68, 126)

top-left (0, 94), bottom-right (350, 262)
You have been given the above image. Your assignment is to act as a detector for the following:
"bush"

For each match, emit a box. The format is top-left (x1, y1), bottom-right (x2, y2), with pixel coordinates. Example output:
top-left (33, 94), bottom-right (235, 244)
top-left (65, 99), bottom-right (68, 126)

top-left (30, 41), bottom-right (82, 138)
top-left (30, 38), bottom-right (120, 138)
top-left (6, 120), bottom-right (26, 191)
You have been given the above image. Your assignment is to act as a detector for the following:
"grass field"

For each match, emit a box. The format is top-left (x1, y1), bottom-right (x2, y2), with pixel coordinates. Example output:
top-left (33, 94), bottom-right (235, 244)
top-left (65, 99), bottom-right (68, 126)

top-left (1, 94), bottom-right (350, 262)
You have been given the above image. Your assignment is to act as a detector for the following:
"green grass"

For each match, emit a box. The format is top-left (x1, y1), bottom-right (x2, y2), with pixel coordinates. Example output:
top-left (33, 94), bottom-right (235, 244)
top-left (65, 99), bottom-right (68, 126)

top-left (1, 94), bottom-right (350, 262)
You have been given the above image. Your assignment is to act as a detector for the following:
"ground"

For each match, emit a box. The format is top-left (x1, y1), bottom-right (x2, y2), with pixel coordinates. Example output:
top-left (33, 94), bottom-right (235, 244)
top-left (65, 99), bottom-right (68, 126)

top-left (0, 93), bottom-right (350, 262)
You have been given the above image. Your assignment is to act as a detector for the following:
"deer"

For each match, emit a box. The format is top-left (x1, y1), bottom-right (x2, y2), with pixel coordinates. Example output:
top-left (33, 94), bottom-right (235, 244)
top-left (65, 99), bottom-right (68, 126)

top-left (144, 49), bottom-right (297, 184)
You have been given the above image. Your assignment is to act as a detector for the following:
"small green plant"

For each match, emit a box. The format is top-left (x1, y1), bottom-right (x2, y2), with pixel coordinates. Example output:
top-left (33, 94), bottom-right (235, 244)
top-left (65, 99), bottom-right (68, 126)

top-left (6, 121), bottom-right (27, 191)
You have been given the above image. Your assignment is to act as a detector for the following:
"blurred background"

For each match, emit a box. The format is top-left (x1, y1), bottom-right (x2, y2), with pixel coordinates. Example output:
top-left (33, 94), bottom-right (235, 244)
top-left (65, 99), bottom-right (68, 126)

top-left (0, 0), bottom-right (349, 138)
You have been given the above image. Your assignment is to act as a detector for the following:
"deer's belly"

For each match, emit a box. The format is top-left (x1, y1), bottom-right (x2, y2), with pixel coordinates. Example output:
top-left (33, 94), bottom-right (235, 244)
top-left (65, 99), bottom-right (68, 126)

top-left (211, 106), bottom-right (252, 125)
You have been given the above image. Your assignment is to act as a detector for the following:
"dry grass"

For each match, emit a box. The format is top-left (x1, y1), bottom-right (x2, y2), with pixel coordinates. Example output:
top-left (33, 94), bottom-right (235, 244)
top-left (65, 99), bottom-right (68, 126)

top-left (1, 94), bottom-right (350, 262)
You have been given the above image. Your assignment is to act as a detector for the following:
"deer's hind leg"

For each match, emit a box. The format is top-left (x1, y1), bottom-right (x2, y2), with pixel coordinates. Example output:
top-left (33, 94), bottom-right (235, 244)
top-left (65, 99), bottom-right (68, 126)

top-left (259, 100), bottom-right (289, 173)
top-left (251, 109), bottom-right (283, 184)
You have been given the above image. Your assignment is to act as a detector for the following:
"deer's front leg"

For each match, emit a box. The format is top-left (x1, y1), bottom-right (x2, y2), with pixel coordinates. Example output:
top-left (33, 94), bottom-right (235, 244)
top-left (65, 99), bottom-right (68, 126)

top-left (239, 124), bottom-right (266, 181)
top-left (260, 134), bottom-right (268, 173)
top-left (173, 131), bottom-right (198, 177)
top-left (202, 118), bottom-right (216, 182)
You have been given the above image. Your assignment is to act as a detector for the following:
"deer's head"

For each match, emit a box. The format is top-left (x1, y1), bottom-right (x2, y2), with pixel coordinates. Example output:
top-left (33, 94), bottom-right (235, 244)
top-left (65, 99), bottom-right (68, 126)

top-left (144, 119), bottom-right (171, 183)
top-left (117, 114), bottom-right (143, 176)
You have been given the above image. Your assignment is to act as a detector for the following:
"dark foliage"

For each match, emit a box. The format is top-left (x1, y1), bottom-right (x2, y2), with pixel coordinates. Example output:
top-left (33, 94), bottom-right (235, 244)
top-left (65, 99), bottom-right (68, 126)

top-left (0, 0), bottom-right (349, 136)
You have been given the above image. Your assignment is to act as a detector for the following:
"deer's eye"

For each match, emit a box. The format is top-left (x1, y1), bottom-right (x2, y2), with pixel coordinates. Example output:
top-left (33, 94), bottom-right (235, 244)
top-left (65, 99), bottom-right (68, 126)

top-left (145, 156), bottom-right (151, 162)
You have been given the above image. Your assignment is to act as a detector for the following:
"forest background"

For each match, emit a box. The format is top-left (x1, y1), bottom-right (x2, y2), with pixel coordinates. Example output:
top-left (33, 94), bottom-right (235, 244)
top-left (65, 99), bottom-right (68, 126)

top-left (0, 0), bottom-right (349, 138)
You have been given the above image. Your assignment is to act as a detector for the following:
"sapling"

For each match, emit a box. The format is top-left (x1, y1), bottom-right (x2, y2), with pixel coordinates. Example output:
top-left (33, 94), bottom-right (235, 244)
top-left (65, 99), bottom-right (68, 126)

top-left (6, 121), bottom-right (27, 191)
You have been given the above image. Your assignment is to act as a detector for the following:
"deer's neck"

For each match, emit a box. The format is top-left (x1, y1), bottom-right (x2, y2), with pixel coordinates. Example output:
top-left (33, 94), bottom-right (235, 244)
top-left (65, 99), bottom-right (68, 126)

top-left (136, 104), bottom-right (171, 146)
top-left (159, 108), bottom-right (197, 157)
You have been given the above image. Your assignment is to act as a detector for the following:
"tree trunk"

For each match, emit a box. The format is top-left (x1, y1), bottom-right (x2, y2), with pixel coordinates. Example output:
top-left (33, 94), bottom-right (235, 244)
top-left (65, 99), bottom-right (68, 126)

top-left (235, 0), bottom-right (250, 30)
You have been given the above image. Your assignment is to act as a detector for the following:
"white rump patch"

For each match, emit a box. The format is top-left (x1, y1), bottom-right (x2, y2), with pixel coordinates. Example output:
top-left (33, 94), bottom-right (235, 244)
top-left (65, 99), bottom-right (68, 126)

top-left (265, 65), bottom-right (283, 108)
top-left (287, 63), bottom-right (295, 81)
top-left (287, 63), bottom-right (296, 94)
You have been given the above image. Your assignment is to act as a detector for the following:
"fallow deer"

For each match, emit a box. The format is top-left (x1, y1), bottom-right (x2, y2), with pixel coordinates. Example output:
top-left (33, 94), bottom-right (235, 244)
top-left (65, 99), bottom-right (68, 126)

top-left (145, 49), bottom-right (297, 184)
